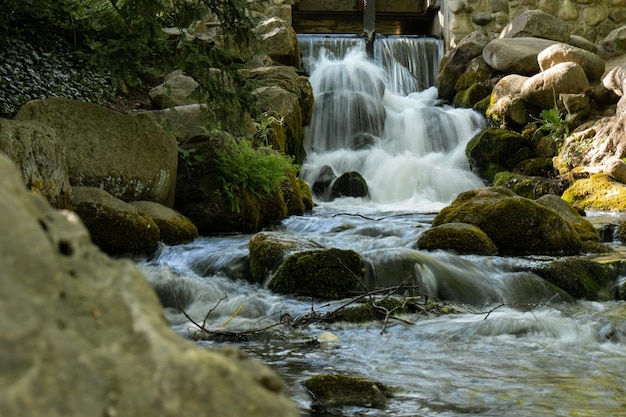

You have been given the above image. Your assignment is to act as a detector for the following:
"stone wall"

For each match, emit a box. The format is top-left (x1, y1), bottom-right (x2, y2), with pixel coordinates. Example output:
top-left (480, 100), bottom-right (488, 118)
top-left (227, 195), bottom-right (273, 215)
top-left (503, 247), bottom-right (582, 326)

top-left (440, 0), bottom-right (626, 49)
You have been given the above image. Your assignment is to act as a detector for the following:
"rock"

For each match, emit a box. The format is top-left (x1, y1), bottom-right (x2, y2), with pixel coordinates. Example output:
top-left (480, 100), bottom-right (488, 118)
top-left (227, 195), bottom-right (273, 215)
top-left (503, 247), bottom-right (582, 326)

top-left (567, 35), bottom-right (598, 53)
top-left (602, 64), bottom-right (626, 97)
top-left (254, 17), bottom-right (300, 67)
top-left (149, 70), bottom-right (202, 109)
top-left (248, 231), bottom-right (323, 284)
top-left (330, 171), bottom-right (369, 200)
top-left (536, 194), bottom-right (599, 241)
top-left (500, 10), bottom-right (570, 42)
top-left (465, 127), bottom-right (533, 183)
top-left (560, 93), bottom-right (591, 124)
top-left (531, 258), bottom-right (613, 300)
top-left (537, 43), bottom-right (605, 82)
top-left (129, 201), bottom-right (199, 245)
top-left (302, 374), bottom-right (390, 408)
top-left (555, 117), bottom-right (626, 174)
top-left (520, 62), bottom-right (589, 109)
top-left (562, 173), bottom-right (626, 211)
top-left (15, 98), bottom-right (178, 207)
top-left (483, 37), bottom-right (560, 75)
top-left (0, 119), bottom-right (72, 209)
top-left (144, 104), bottom-right (210, 143)
top-left (454, 56), bottom-right (493, 92)
top-left (486, 74), bottom-right (536, 126)
top-left (598, 25), bottom-right (626, 57)
top-left (605, 158), bottom-right (626, 184)
top-left (453, 82), bottom-right (492, 109)
top-left (433, 186), bottom-right (583, 256)
top-left (0, 153), bottom-right (299, 417)
top-left (312, 165), bottom-right (337, 200)
top-left (72, 186), bottom-right (160, 256)
top-left (252, 85), bottom-right (305, 163)
top-left (417, 222), bottom-right (498, 255)
top-left (268, 248), bottom-right (363, 299)
top-left (238, 65), bottom-right (315, 126)
top-left (437, 32), bottom-right (490, 102)
top-left (493, 171), bottom-right (561, 199)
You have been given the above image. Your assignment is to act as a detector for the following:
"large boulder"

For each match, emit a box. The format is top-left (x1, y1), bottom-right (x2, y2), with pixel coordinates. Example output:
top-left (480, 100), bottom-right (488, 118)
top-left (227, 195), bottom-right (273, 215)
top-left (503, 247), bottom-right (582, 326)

top-left (535, 194), bottom-right (599, 242)
top-left (562, 173), bottom-right (626, 211)
top-left (0, 119), bottom-right (72, 209)
top-left (330, 171), bottom-right (369, 200)
top-left (72, 186), bottom-right (160, 256)
top-left (0, 152), bottom-right (299, 417)
top-left (254, 17), bottom-right (300, 68)
top-left (149, 70), bottom-right (203, 109)
top-left (248, 231), bottom-right (324, 284)
top-left (520, 62), bottom-right (589, 109)
top-left (483, 37), bottom-right (559, 75)
top-left (437, 31), bottom-right (490, 102)
top-left (144, 104), bottom-right (210, 143)
top-left (15, 98), bottom-right (178, 207)
top-left (268, 248), bottom-right (363, 299)
top-left (531, 258), bottom-right (613, 300)
top-left (465, 127), bottom-right (533, 182)
top-left (499, 10), bottom-right (570, 42)
top-left (432, 186), bottom-right (583, 256)
top-left (486, 74), bottom-right (536, 126)
top-left (537, 43), bottom-right (605, 82)
top-left (417, 222), bottom-right (498, 255)
top-left (129, 200), bottom-right (199, 246)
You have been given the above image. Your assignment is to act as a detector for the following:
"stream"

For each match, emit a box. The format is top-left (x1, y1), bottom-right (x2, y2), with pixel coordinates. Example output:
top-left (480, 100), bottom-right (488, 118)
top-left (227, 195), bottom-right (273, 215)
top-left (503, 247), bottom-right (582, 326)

top-left (139, 36), bottom-right (626, 416)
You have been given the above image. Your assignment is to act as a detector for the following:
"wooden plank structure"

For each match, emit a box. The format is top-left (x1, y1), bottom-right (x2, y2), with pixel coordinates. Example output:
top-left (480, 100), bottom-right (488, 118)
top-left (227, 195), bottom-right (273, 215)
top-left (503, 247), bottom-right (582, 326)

top-left (292, 0), bottom-right (440, 36)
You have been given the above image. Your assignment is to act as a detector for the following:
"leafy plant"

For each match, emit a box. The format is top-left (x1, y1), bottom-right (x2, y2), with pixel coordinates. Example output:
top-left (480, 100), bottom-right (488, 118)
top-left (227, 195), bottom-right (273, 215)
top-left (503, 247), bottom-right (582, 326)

top-left (178, 146), bottom-right (204, 167)
top-left (254, 112), bottom-right (285, 146)
top-left (216, 139), bottom-right (296, 212)
top-left (531, 91), bottom-right (569, 151)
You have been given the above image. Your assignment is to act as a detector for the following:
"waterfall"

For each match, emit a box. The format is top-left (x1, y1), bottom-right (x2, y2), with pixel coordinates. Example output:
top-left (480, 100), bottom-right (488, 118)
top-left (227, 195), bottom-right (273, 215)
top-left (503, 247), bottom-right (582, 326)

top-left (299, 35), bottom-right (486, 211)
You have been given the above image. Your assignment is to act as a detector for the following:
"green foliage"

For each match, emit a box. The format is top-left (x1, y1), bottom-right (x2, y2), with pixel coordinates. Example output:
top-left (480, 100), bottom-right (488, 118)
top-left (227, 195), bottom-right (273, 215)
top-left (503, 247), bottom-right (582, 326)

top-left (255, 112), bottom-right (285, 146)
top-left (216, 139), bottom-right (296, 213)
top-left (0, 38), bottom-right (112, 116)
top-left (178, 146), bottom-right (204, 168)
top-left (535, 106), bottom-right (569, 141)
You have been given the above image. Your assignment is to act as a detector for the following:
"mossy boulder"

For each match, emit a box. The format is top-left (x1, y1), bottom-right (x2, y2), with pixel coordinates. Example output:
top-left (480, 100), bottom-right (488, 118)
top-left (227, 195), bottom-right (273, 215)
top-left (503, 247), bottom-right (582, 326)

top-left (268, 248), bottom-right (363, 299)
top-left (72, 186), bottom-right (160, 256)
top-left (466, 127), bottom-right (533, 183)
top-left (531, 258), bottom-right (614, 300)
top-left (492, 171), bottom-right (560, 199)
top-left (535, 194), bottom-right (599, 242)
top-left (322, 298), bottom-right (411, 323)
top-left (129, 201), bottom-right (198, 245)
top-left (302, 374), bottom-right (391, 408)
top-left (562, 173), bottom-right (626, 212)
top-left (248, 231), bottom-right (323, 284)
top-left (453, 82), bottom-right (492, 109)
top-left (417, 222), bottom-right (497, 255)
top-left (433, 186), bottom-right (582, 256)
top-left (330, 171), bottom-right (369, 200)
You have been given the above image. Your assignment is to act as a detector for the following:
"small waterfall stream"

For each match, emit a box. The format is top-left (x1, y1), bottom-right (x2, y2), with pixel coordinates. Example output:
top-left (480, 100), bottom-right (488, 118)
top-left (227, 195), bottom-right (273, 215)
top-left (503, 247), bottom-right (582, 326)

top-left (139, 36), bottom-right (626, 416)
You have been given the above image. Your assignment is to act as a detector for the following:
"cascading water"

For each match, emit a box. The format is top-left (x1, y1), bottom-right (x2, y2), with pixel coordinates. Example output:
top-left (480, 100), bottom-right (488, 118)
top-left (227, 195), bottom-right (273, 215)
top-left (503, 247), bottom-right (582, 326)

top-left (300, 35), bottom-right (485, 210)
top-left (138, 35), bottom-right (626, 417)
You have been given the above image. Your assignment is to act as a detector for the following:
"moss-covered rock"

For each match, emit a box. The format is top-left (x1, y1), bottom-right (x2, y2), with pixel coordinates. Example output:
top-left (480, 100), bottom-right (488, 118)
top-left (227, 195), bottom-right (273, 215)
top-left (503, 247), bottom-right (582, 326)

top-left (562, 173), bottom-right (626, 212)
top-left (302, 374), bottom-right (390, 408)
top-left (466, 127), bottom-right (533, 183)
top-left (536, 194), bottom-right (599, 242)
top-left (268, 248), bottom-right (363, 299)
top-left (330, 171), bottom-right (369, 200)
top-left (248, 231), bottom-right (323, 284)
top-left (433, 186), bottom-right (582, 256)
top-left (531, 257), bottom-right (614, 300)
top-left (322, 298), bottom-right (410, 323)
top-left (417, 222), bottom-right (497, 255)
top-left (129, 201), bottom-right (198, 245)
top-left (453, 82), bottom-right (492, 109)
top-left (72, 186), bottom-right (160, 256)
top-left (493, 171), bottom-right (560, 199)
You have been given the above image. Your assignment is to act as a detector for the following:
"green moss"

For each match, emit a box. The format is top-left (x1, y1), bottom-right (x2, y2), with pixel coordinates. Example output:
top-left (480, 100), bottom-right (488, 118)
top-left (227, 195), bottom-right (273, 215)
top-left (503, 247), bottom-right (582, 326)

top-left (269, 248), bottom-right (362, 299)
top-left (452, 82), bottom-right (491, 109)
top-left (323, 298), bottom-right (409, 323)
top-left (417, 223), bottom-right (497, 255)
top-left (562, 173), bottom-right (626, 211)
top-left (74, 202), bottom-right (160, 255)
top-left (302, 374), bottom-right (390, 408)
top-left (151, 216), bottom-right (198, 246)
top-left (473, 95), bottom-right (491, 115)
top-left (532, 258), bottom-right (614, 300)
top-left (493, 171), bottom-right (554, 199)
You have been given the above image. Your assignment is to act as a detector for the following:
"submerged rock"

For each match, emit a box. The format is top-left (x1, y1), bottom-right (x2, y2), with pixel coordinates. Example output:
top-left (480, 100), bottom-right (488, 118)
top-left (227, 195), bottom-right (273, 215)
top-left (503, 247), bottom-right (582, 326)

top-left (433, 186), bottom-right (582, 256)
top-left (0, 152), bottom-right (299, 417)
top-left (268, 248), bottom-right (363, 299)
top-left (303, 374), bottom-right (391, 409)
top-left (531, 257), bottom-right (614, 300)
top-left (330, 171), bottom-right (369, 200)
top-left (417, 222), bottom-right (498, 256)
top-left (72, 186), bottom-right (160, 256)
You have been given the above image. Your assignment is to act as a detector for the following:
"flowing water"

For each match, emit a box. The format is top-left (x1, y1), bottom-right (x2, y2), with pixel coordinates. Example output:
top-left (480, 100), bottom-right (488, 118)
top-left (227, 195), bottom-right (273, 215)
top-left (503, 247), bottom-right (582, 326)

top-left (139, 37), bottom-right (626, 416)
